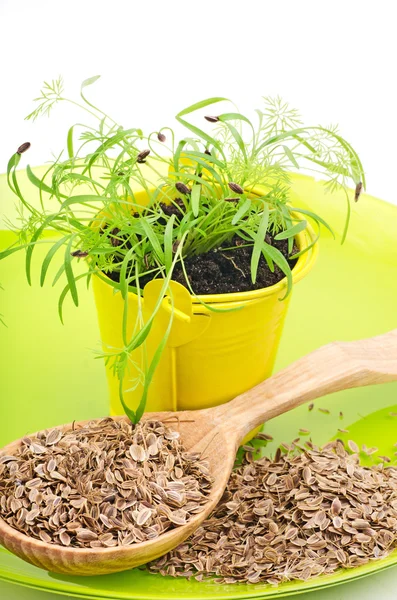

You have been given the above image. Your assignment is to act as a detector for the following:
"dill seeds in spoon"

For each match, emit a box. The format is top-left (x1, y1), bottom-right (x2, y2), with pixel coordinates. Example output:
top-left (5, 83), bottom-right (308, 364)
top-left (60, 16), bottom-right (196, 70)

top-left (0, 418), bottom-right (212, 548)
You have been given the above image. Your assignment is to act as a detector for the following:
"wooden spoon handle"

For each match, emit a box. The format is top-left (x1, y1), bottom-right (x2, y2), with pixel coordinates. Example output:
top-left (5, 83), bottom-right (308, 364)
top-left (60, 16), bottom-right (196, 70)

top-left (217, 329), bottom-right (397, 442)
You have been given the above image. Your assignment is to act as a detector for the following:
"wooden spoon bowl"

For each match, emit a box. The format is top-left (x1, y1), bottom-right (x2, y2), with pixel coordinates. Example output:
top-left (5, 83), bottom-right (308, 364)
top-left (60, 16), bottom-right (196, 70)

top-left (1, 330), bottom-right (397, 575)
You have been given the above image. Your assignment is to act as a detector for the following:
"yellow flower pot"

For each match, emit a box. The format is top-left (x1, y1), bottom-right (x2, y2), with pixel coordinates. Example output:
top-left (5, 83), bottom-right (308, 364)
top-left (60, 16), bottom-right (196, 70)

top-left (92, 189), bottom-right (318, 418)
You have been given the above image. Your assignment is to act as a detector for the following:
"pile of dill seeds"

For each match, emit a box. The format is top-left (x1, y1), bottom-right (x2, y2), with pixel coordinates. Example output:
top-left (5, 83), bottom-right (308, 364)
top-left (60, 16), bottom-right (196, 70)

top-left (0, 418), bottom-right (212, 548)
top-left (150, 439), bottom-right (397, 585)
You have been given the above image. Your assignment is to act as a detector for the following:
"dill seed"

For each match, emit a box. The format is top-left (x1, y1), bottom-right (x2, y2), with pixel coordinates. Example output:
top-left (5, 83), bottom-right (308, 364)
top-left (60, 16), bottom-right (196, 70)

top-left (256, 433), bottom-right (273, 441)
top-left (136, 149), bottom-right (150, 163)
top-left (354, 181), bottom-right (363, 202)
top-left (71, 250), bottom-right (88, 258)
top-left (299, 429), bottom-right (310, 435)
top-left (17, 142), bottom-right (31, 154)
top-left (175, 182), bottom-right (191, 195)
top-left (157, 132), bottom-right (166, 142)
top-left (338, 429), bottom-right (349, 433)
top-left (378, 455), bottom-right (391, 463)
top-left (204, 149), bottom-right (212, 155)
top-left (280, 442), bottom-right (291, 452)
top-left (204, 115), bottom-right (219, 123)
top-left (308, 403), bottom-right (314, 411)
top-left (348, 440), bottom-right (359, 453)
top-left (389, 412), bottom-right (397, 417)
top-left (318, 408), bottom-right (330, 414)
top-left (228, 182), bottom-right (244, 195)
top-left (339, 411), bottom-right (344, 419)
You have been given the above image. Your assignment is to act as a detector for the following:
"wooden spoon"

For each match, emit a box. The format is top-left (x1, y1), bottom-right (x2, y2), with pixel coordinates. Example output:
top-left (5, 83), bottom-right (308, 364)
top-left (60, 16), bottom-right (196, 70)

top-left (1, 329), bottom-right (397, 575)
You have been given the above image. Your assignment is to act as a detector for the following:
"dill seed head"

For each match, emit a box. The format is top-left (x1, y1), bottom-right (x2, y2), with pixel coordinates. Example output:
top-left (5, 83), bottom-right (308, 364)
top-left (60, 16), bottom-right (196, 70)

top-left (157, 132), bottom-right (166, 142)
top-left (71, 250), bottom-right (88, 258)
top-left (17, 142), bottom-right (31, 154)
top-left (175, 182), bottom-right (191, 195)
top-left (137, 149), bottom-right (150, 163)
top-left (228, 182), bottom-right (244, 195)
top-left (354, 181), bottom-right (363, 202)
top-left (204, 115), bottom-right (219, 123)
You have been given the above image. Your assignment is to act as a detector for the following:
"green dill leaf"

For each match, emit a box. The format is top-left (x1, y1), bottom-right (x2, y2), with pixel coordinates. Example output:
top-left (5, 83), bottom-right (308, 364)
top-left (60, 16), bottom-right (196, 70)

top-left (315, 126), bottom-right (366, 187)
top-left (25, 215), bottom-right (59, 285)
top-left (26, 164), bottom-right (65, 197)
top-left (173, 139), bottom-right (187, 174)
top-left (164, 214), bottom-right (176, 272)
top-left (303, 155), bottom-right (350, 177)
top-left (7, 153), bottom-right (21, 192)
top-left (58, 172), bottom-right (106, 190)
top-left (218, 112), bottom-right (254, 128)
top-left (58, 282), bottom-right (69, 324)
top-left (218, 118), bottom-right (247, 162)
top-left (191, 184), bottom-right (201, 217)
top-left (254, 127), bottom-right (309, 155)
top-left (183, 150), bottom-right (226, 170)
top-left (274, 220), bottom-right (307, 241)
top-left (250, 205), bottom-right (269, 284)
top-left (40, 235), bottom-right (70, 287)
top-left (118, 378), bottom-right (136, 424)
top-left (134, 310), bottom-right (174, 423)
top-left (282, 145), bottom-right (300, 169)
top-left (290, 207), bottom-right (334, 237)
top-left (0, 245), bottom-right (24, 260)
top-left (119, 247), bottom-right (135, 300)
top-left (231, 199), bottom-right (251, 225)
top-left (65, 239), bottom-right (79, 307)
top-left (60, 194), bottom-right (108, 210)
top-left (81, 75), bottom-right (101, 91)
top-left (52, 263), bottom-right (65, 287)
top-left (140, 220), bottom-right (164, 263)
top-left (262, 242), bottom-right (293, 298)
top-left (177, 97), bottom-right (228, 117)
top-left (67, 126), bottom-right (74, 159)
top-left (176, 98), bottom-right (229, 159)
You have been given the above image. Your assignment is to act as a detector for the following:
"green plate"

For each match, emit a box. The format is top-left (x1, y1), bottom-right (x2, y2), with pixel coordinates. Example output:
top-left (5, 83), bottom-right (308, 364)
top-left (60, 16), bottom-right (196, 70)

top-left (1, 172), bottom-right (397, 599)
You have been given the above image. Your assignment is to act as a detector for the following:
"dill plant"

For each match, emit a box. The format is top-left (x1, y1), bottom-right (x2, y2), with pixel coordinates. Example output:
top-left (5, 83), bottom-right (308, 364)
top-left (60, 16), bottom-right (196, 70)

top-left (1, 76), bottom-right (365, 422)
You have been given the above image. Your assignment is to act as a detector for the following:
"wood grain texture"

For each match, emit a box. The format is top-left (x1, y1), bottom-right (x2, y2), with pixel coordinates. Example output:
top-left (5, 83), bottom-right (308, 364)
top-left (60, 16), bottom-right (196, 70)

top-left (1, 329), bottom-right (397, 575)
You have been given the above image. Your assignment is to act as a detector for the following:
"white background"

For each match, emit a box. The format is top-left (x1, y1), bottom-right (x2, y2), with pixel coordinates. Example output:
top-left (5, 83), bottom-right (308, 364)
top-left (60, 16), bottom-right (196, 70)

top-left (0, 1), bottom-right (396, 599)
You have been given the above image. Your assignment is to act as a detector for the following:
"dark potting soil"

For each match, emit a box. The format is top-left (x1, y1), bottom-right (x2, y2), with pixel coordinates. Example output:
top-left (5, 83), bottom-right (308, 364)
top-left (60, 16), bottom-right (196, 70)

top-left (106, 234), bottom-right (298, 295)
top-left (168, 235), bottom-right (298, 295)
